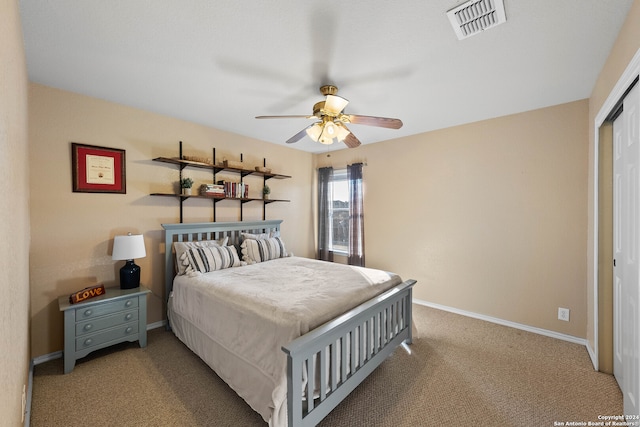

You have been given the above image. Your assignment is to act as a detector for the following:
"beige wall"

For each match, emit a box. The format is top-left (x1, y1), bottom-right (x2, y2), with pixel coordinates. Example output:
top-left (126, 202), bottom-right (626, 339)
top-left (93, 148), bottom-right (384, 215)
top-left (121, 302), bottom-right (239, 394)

top-left (28, 84), bottom-right (315, 358)
top-left (316, 99), bottom-right (589, 338)
top-left (1, 0), bottom-right (30, 424)
top-left (587, 0), bottom-right (640, 360)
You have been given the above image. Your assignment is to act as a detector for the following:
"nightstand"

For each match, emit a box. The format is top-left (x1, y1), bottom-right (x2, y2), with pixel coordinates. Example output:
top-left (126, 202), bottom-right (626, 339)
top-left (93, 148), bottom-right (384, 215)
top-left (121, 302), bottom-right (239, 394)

top-left (58, 286), bottom-right (151, 374)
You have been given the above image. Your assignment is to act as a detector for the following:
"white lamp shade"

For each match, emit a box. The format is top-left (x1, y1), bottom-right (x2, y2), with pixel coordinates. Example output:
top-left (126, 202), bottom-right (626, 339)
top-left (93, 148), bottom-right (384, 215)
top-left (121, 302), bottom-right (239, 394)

top-left (305, 123), bottom-right (323, 141)
top-left (323, 95), bottom-right (349, 115)
top-left (334, 123), bottom-right (351, 142)
top-left (112, 234), bottom-right (146, 260)
top-left (324, 121), bottom-right (336, 136)
top-left (318, 133), bottom-right (334, 145)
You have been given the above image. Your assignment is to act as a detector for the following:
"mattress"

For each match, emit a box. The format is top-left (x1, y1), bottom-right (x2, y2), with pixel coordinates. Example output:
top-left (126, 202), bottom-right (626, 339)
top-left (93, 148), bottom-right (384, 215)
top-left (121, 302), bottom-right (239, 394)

top-left (167, 256), bottom-right (402, 426)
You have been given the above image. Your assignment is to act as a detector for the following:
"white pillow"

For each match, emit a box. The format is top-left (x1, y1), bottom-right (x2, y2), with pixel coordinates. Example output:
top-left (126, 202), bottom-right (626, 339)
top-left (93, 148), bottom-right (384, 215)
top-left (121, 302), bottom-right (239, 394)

top-left (174, 237), bottom-right (228, 275)
top-left (183, 245), bottom-right (241, 274)
top-left (241, 237), bottom-right (287, 263)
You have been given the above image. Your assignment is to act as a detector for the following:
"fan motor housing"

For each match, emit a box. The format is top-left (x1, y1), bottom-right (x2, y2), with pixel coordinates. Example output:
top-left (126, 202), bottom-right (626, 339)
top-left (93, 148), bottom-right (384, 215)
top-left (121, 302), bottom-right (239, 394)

top-left (319, 85), bottom-right (338, 96)
top-left (312, 101), bottom-right (326, 116)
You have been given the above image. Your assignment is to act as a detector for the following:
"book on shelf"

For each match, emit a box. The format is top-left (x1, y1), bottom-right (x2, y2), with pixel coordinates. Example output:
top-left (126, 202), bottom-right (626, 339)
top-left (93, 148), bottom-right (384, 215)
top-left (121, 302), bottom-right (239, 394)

top-left (216, 181), bottom-right (249, 198)
top-left (200, 184), bottom-right (225, 197)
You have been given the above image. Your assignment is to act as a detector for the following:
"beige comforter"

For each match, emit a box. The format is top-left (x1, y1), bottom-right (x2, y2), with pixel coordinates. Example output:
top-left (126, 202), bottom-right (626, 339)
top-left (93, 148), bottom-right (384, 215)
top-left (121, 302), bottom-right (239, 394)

top-left (167, 256), bottom-right (402, 427)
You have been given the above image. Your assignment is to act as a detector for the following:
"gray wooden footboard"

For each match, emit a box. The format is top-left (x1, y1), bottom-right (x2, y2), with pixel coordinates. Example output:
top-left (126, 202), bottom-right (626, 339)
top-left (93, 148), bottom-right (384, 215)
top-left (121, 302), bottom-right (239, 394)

top-left (282, 279), bottom-right (416, 427)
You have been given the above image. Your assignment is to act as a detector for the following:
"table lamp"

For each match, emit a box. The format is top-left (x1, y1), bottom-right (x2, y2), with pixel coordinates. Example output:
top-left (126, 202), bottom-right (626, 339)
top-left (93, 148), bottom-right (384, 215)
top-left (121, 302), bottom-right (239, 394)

top-left (112, 233), bottom-right (146, 289)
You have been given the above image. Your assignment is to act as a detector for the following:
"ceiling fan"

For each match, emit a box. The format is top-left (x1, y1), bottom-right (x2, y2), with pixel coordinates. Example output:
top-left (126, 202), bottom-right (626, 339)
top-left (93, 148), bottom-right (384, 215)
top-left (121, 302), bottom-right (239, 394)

top-left (255, 85), bottom-right (403, 148)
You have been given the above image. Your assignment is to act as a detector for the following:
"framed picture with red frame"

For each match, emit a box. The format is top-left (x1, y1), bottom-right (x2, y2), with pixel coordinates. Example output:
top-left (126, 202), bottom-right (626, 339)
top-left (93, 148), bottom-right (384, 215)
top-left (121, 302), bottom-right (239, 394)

top-left (71, 143), bottom-right (126, 194)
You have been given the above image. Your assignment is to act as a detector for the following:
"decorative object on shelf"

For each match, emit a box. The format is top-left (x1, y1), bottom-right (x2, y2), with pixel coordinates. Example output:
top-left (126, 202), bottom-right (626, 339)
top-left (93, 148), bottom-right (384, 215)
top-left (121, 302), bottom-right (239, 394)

top-left (71, 142), bottom-right (126, 193)
top-left (112, 233), bottom-right (146, 289)
top-left (180, 177), bottom-right (194, 195)
top-left (223, 159), bottom-right (244, 169)
top-left (263, 184), bottom-right (271, 200)
top-left (68, 283), bottom-right (106, 304)
top-left (255, 166), bottom-right (272, 173)
top-left (182, 155), bottom-right (213, 165)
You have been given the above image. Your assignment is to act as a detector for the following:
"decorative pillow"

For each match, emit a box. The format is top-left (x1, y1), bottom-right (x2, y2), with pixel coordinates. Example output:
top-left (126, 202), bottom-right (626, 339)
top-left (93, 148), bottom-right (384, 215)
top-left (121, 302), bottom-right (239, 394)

top-left (241, 237), bottom-right (287, 263)
top-left (174, 237), bottom-right (228, 275)
top-left (241, 232), bottom-right (271, 240)
top-left (182, 245), bottom-right (241, 274)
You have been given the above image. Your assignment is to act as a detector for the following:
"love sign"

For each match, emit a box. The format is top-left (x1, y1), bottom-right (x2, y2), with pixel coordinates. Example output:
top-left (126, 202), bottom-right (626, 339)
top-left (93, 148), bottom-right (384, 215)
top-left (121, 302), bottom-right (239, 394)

top-left (69, 284), bottom-right (106, 304)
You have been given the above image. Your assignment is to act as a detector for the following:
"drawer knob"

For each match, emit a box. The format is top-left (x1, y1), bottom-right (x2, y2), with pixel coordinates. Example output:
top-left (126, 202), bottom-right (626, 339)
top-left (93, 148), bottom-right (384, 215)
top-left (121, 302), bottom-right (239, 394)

top-left (84, 338), bottom-right (93, 346)
top-left (125, 327), bottom-right (133, 334)
top-left (125, 313), bottom-right (133, 321)
top-left (83, 324), bottom-right (93, 332)
top-left (83, 309), bottom-right (92, 317)
top-left (125, 300), bottom-right (132, 307)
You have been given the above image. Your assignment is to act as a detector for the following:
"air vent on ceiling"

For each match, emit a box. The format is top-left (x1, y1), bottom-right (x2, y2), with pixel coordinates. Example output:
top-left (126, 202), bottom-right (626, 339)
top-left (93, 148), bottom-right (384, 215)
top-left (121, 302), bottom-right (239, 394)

top-left (446, 0), bottom-right (506, 40)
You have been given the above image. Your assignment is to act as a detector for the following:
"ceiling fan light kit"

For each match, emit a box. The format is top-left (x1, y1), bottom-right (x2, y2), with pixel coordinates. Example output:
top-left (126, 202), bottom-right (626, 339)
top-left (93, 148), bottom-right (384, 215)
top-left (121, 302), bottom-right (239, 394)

top-left (256, 85), bottom-right (403, 149)
top-left (306, 117), bottom-right (351, 146)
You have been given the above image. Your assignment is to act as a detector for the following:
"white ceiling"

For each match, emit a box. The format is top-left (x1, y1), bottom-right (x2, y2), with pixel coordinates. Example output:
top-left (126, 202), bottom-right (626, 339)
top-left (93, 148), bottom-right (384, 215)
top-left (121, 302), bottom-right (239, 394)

top-left (19, 0), bottom-right (634, 153)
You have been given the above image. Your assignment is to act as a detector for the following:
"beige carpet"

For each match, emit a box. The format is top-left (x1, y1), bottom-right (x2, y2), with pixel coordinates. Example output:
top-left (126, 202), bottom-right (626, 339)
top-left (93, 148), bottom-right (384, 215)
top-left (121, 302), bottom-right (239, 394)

top-left (31, 305), bottom-right (622, 426)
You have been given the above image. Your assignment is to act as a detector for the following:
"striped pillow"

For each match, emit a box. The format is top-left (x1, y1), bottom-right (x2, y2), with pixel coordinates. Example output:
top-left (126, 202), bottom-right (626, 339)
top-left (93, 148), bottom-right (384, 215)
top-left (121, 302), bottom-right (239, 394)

top-left (182, 245), bottom-right (241, 274)
top-left (241, 237), bottom-right (287, 263)
top-left (174, 237), bottom-right (228, 275)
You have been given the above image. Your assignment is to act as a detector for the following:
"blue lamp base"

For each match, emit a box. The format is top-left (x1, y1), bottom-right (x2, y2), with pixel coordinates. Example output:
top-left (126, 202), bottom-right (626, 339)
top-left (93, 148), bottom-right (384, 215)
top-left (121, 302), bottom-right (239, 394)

top-left (120, 260), bottom-right (141, 289)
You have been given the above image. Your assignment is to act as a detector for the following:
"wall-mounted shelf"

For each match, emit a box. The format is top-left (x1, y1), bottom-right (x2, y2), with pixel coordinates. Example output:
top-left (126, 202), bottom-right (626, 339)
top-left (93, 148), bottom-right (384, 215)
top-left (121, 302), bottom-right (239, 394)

top-left (150, 192), bottom-right (289, 204)
top-left (151, 142), bottom-right (290, 222)
top-left (151, 157), bottom-right (291, 180)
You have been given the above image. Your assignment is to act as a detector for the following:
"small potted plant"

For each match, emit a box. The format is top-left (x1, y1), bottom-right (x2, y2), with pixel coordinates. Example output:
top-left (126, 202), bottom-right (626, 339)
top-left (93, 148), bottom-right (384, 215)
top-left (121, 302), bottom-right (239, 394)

top-left (262, 184), bottom-right (271, 200)
top-left (180, 177), bottom-right (194, 195)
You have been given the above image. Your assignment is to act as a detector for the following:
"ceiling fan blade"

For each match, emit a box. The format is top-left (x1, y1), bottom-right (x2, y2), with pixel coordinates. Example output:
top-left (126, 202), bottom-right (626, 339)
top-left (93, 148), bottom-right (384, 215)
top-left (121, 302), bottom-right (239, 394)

top-left (344, 114), bottom-right (403, 129)
top-left (255, 115), bottom-right (313, 119)
top-left (286, 124), bottom-right (316, 144)
top-left (343, 132), bottom-right (361, 148)
top-left (324, 95), bottom-right (349, 115)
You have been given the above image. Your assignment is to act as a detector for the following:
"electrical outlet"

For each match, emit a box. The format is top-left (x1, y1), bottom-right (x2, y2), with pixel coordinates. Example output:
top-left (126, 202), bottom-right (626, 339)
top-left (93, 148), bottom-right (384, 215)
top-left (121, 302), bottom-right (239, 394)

top-left (558, 307), bottom-right (570, 322)
top-left (21, 384), bottom-right (26, 423)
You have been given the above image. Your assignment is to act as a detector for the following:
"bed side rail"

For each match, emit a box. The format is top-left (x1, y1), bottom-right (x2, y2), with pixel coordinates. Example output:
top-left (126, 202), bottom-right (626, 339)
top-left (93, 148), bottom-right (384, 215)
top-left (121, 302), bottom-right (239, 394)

top-left (282, 279), bottom-right (416, 427)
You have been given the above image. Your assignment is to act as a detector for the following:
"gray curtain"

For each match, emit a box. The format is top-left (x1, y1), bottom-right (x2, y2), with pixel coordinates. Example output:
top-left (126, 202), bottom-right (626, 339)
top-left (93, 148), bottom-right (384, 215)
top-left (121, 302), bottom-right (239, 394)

top-left (317, 166), bottom-right (334, 262)
top-left (347, 163), bottom-right (365, 266)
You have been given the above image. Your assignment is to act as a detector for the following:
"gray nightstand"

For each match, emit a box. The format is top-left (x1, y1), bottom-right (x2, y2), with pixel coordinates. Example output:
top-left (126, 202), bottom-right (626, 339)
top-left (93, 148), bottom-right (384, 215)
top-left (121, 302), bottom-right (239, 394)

top-left (58, 286), bottom-right (151, 374)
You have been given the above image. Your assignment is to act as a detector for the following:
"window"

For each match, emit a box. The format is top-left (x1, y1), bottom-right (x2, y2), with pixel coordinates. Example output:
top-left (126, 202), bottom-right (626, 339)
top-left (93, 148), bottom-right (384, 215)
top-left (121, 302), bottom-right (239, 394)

top-left (329, 169), bottom-right (349, 253)
top-left (318, 163), bottom-right (364, 266)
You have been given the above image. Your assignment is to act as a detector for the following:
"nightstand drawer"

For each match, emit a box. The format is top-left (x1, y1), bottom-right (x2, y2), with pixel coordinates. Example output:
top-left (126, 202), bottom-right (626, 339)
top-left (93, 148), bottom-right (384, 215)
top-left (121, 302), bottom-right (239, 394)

top-left (75, 296), bottom-right (138, 321)
top-left (75, 309), bottom-right (138, 336)
top-left (76, 322), bottom-right (139, 351)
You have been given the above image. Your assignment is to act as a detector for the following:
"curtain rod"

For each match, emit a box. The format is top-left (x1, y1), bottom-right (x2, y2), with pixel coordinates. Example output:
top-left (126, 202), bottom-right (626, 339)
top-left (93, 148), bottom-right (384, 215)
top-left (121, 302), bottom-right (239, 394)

top-left (316, 162), bottom-right (367, 170)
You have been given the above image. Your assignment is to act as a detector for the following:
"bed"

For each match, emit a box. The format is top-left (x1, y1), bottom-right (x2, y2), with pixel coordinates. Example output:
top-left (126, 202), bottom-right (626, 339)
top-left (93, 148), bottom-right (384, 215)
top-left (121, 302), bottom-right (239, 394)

top-left (163, 220), bottom-right (415, 427)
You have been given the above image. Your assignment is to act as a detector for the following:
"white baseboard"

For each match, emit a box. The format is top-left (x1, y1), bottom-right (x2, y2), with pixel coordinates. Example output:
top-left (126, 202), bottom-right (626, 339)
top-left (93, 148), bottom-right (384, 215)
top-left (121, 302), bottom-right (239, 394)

top-left (25, 360), bottom-right (33, 427)
top-left (586, 341), bottom-right (598, 371)
top-left (413, 298), bottom-right (589, 347)
top-left (147, 320), bottom-right (166, 330)
top-left (32, 351), bottom-right (62, 366)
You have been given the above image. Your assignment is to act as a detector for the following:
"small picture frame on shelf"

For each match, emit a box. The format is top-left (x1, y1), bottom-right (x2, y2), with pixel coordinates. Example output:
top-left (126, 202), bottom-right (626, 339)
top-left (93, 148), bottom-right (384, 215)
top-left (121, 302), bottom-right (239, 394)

top-left (71, 143), bottom-right (126, 194)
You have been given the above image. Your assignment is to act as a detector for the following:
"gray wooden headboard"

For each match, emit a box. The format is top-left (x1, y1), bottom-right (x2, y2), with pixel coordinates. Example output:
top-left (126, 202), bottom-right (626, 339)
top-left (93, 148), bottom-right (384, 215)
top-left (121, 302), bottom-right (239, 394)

top-left (161, 219), bottom-right (283, 310)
